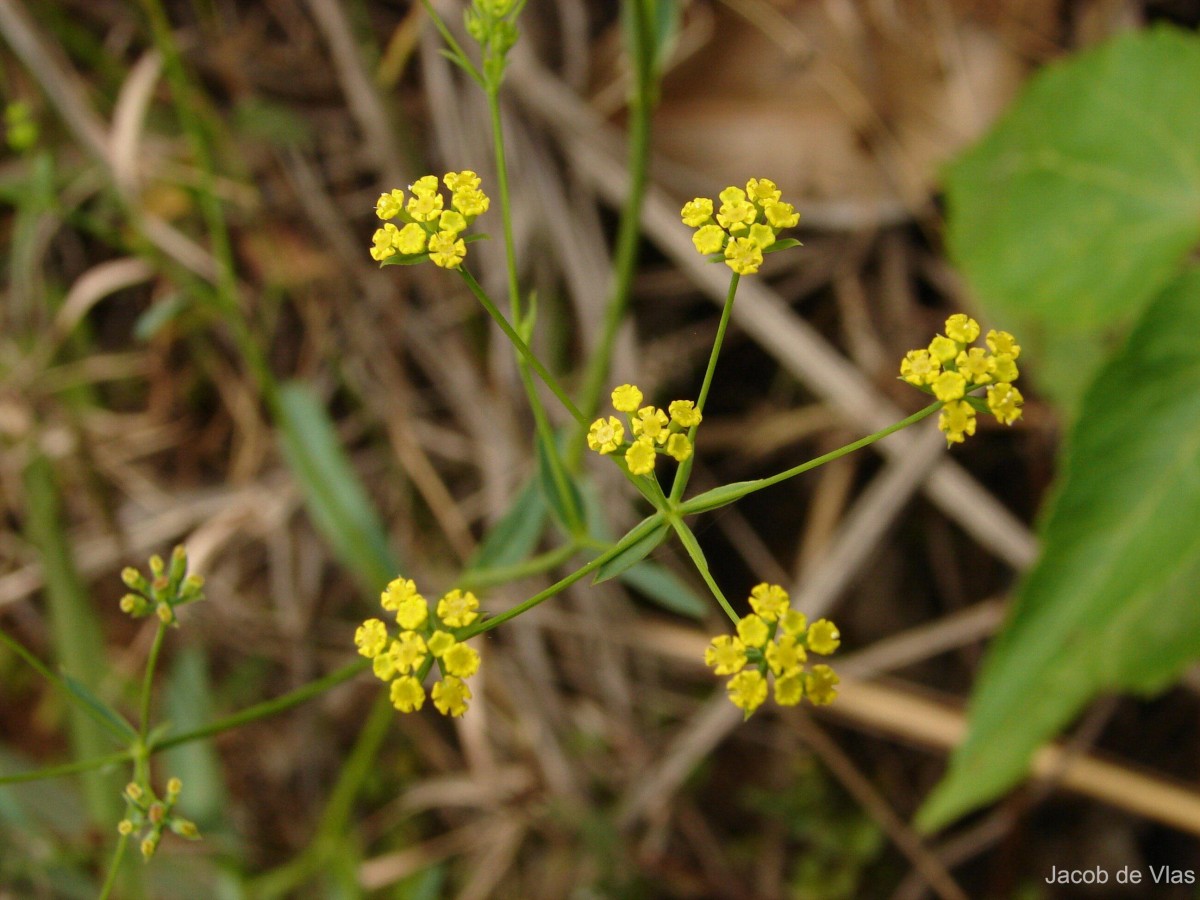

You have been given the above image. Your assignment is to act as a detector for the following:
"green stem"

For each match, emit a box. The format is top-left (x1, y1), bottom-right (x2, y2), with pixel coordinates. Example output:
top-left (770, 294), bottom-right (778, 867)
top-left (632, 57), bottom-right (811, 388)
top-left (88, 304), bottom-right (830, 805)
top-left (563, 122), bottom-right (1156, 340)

top-left (669, 272), bottom-right (739, 503)
top-left (0, 626), bottom-right (132, 745)
top-left (458, 268), bottom-right (585, 424)
top-left (572, 0), bottom-right (658, 447)
top-left (670, 517), bottom-right (738, 623)
top-left (487, 86), bottom-right (523, 325)
top-left (98, 832), bottom-right (130, 900)
top-left (460, 513), bottom-right (664, 637)
top-left (153, 660), bottom-right (369, 752)
top-left (138, 624), bottom-right (167, 745)
top-left (459, 541), bottom-right (585, 591)
top-left (0, 750), bottom-right (131, 786)
top-left (680, 400), bottom-right (943, 515)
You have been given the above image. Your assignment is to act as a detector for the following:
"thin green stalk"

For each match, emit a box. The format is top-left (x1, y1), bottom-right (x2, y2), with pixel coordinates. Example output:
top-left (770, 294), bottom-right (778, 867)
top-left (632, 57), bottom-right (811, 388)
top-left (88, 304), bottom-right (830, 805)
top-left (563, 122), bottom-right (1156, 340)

top-left (461, 513), bottom-right (664, 637)
top-left (680, 400), bottom-right (944, 515)
top-left (487, 85), bottom-right (523, 325)
top-left (154, 659), bottom-right (369, 752)
top-left (458, 268), bottom-right (585, 424)
top-left (0, 750), bottom-right (131, 787)
top-left (573, 0), bottom-right (657, 443)
top-left (98, 832), bottom-right (130, 900)
top-left (460, 541), bottom-right (585, 591)
top-left (0, 626), bottom-right (132, 745)
top-left (138, 624), bottom-right (167, 744)
top-left (669, 272), bottom-right (739, 503)
top-left (670, 517), bottom-right (738, 623)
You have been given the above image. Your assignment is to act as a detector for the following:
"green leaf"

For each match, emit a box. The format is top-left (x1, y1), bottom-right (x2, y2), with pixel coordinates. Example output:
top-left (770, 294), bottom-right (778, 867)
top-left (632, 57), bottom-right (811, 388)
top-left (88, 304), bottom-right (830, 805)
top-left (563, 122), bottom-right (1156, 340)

top-left (466, 476), bottom-right (546, 572)
top-left (679, 479), bottom-right (758, 515)
top-left (945, 25), bottom-right (1200, 409)
top-left (918, 269), bottom-right (1200, 832)
top-left (59, 674), bottom-right (136, 744)
top-left (535, 427), bottom-right (585, 534)
top-left (593, 516), bottom-right (669, 584)
top-left (618, 561), bottom-right (705, 619)
top-left (276, 382), bottom-right (400, 592)
top-left (163, 647), bottom-right (228, 829)
top-left (764, 238), bottom-right (803, 254)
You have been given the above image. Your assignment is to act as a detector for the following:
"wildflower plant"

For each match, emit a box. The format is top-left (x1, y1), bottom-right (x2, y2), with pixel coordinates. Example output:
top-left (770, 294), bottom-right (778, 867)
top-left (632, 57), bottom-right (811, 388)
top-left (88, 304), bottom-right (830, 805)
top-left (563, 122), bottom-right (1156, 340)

top-left (0, 1), bottom-right (1033, 890)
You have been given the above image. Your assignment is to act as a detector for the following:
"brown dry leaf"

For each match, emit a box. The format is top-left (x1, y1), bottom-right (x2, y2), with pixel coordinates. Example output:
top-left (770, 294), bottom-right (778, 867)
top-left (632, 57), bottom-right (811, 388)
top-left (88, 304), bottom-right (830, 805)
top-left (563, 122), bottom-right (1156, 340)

top-left (652, 0), bottom-right (1059, 221)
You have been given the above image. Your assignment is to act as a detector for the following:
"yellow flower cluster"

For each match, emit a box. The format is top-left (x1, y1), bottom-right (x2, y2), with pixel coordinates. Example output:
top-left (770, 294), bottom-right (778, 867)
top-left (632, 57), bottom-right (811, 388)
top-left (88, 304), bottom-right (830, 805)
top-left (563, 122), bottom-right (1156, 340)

top-left (370, 171), bottom-right (490, 269)
top-left (355, 577), bottom-right (483, 717)
top-left (704, 583), bottom-right (840, 719)
top-left (681, 178), bottom-right (800, 275)
top-left (119, 545), bottom-right (204, 625)
top-left (899, 314), bottom-right (1024, 445)
top-left (587, 384), bottom-right (702, 476)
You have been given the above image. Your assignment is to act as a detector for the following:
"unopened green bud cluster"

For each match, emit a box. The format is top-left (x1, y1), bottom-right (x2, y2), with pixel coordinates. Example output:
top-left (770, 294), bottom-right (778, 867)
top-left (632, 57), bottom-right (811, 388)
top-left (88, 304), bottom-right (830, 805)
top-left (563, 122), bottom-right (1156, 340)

top-left (120, 545), bottom-right (204, 624)
top-left (464, 0), bottom-right (522, 87)
top-left (118, 776), bottom-right (199, 861)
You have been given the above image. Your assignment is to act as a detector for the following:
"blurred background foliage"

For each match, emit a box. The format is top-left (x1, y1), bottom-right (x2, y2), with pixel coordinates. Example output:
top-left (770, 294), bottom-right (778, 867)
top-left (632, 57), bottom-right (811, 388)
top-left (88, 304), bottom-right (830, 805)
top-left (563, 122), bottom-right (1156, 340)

top-left (2, 0), bottom-right (1199, 897)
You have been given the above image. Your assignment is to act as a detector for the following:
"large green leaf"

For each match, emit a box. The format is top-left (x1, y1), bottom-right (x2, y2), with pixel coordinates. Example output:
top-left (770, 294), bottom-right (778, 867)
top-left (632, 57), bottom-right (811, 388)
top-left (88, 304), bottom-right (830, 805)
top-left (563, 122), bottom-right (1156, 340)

top-left (276, 381), bottom-right (400, 593)
top-left (945, 26), bottom-right (1200, 407)
top-left (918, 269), bottom-right (1200, 831)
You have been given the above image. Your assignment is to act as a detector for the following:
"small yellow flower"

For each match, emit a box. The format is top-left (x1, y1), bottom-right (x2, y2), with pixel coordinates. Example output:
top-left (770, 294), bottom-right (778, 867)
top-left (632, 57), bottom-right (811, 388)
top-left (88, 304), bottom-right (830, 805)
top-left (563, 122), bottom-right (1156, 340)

top-left (900, 349), bottom-right (939, 386)
top-left (932, 370), bottom-right (967, 402)
top-left (395, 222), bottom-right (427, 255)
top-left (395, 595), bottom-right (429, 630)
top-left (805, 665), bottom-right (839, 705)
top-left (118, 819), bottom-right (134, 836)
top-left (736, 613), bottom-right (769, 649)
top-left (987, 382), bottom-right (1024, 426)
top-left (748, 222), bottom-right (775, 250)
top-left (437, 589), bottom-right (480, 628)
top-left (938, 400), bottom-right (977, 445)
top-left (611, 384), bottom-right (643, 413)
top-left (724, 236), bottom-right (763, 275)
top-left (625, 437), bottom-right (657, 475)
top-left (928, 335), bottom-right (959, 364)
top-left (956, 347), bottom-right (994, 385)
top-left (631, 406), bottom-right (669, 444)
top-left (762, 200), bottom-right (799, 229)
top-left (427, 630), bottom-right (456, 658)
top-left (141, 836), bottom-right (157, 860)
top-left (452, 188), bottom-right (490, 218)
top-left (945, 313), bottom-right (980, 344)
top-left (693, 223), bottom-right (726, 255)
top-left (716, 186), bottom-right (757, 232)
top-left (986, 329), bottom-right (1020, 358)
top-left (704, 634), bottom-right (747, 675)
top-left (438, 210), bottom-right (467, 235)
top-left (409, 175), bottom-right (439, 197)
top-left (390, 676), bottom-right (425, 712)
top-left (779, 608), bottom-right (807, 636)
top-left (432, 676), bottom-right (472, 716)
top-left (442, 642), bottom-right (480, 678)
top-left (749, 583), bottom-right (789, 621)
top-left (668, 400), bottom-right (703, 428)
top-left (373, 644), bottom-right (400, 681)
top-left (392, 631), bottom-right (428, 673)
top-left (766, 634), bottom-right (806, 675)
top-left (444, 170), bottom-right (481, 193)
top-left (665, 432), bottom-right (692, 462)
top-left (774, 673), bottom-right (805, 706)
top-left (382, 577), bottom-right (421, 611)
top-left (587, 416), bottom-right (625, 454)
top-left (993, 354), bottom-right (1019, 383)
top-left (681, 198), bottom-right (713, 227)
top-left (355, 619), bottom-right (388, 658)
top-left (746, 177), bottom-right (781, 205)
top-left (726, 669), bottom-right (768, 716)
top-left (806, 619), bottom-right (841, 655)
top-left (428, 231), bottom-right (466, 269)
top-left (375, 188), bottom-right (405, 220)
top-left (407, 191), bottom-right (444, 223)
top-left (370, 224), bottom-right (399, 261)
